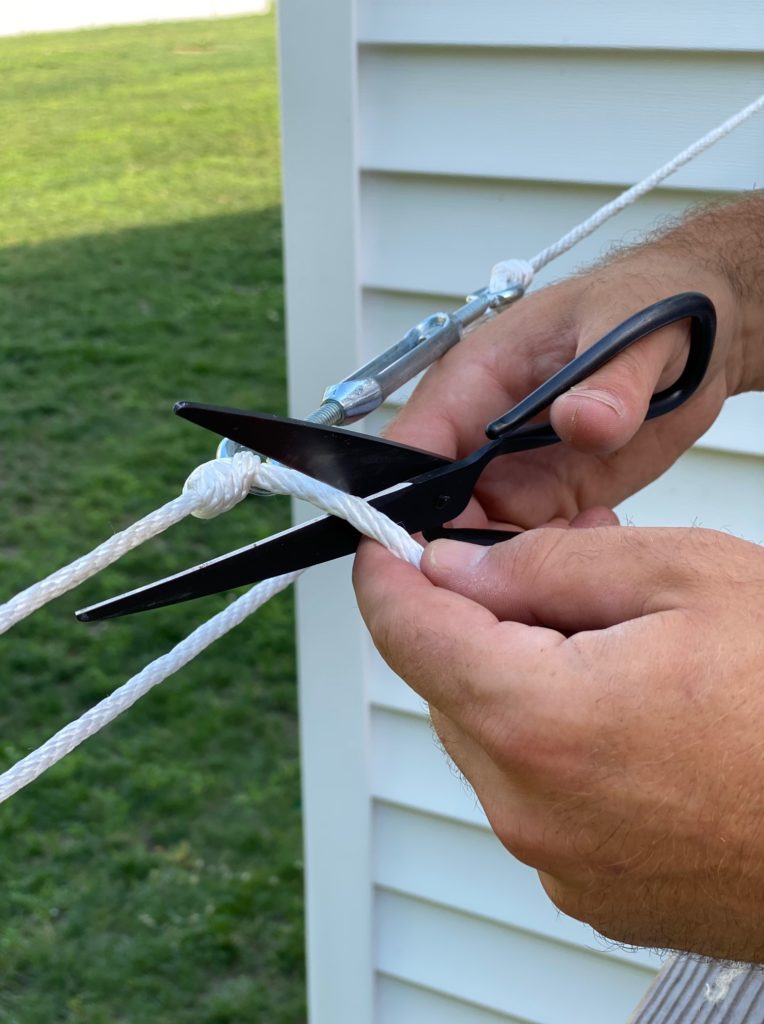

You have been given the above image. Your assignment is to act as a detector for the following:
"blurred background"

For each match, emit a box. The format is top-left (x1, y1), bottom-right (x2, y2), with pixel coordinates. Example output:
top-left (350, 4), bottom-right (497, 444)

top-left (0, 9), bottom-right (305, 1023)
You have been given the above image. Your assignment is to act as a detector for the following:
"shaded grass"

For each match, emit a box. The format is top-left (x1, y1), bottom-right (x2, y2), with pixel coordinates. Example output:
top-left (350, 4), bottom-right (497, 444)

top-left (0, 15), bottom-right (305, 1024)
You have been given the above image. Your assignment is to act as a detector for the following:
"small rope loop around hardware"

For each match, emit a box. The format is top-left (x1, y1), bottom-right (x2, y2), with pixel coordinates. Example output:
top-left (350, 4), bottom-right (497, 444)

top-left (185, 451), bottom-right (423, 567)
top-left (489, 257), bottom-right (535, 296)
top-left (184, 449), bottom-right (262, 519)
top-left (182, 452), bottom-right (422, 568)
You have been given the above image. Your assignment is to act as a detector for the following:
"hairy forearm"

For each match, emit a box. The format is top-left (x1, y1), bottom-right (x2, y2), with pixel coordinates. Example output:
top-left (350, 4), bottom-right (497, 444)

top-left (610, 190), bottom-right (764, 392)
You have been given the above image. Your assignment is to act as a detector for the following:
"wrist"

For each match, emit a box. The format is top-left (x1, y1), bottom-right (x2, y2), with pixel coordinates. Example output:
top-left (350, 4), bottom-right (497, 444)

top-left (638, 193), bottom-right (764, 394)
top-left (584, 193), bottom-right (764, 395)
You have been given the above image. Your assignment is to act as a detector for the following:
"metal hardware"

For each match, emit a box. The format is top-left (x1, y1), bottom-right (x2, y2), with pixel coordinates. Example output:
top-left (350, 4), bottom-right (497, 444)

top-left (313, 284), bottom-right (526, 425)
top-left (217, 282), bottom-right (527, 470)
top-left (216, 283), bottom-right (526, 492)
top-left (488, 284), bottom-right (525, 310)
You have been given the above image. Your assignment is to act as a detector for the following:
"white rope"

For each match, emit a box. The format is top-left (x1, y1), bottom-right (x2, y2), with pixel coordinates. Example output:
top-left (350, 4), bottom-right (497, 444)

top-left (0, 454), bottom-right (420, 803)
top-left (186, 454), bottom-right (422, 565)
top-left (0, 451), bottom-right (261, 637)
top-left (0, 492), bottom-right (199, 636)
top-left (2, 90), bottom-right (763, 803)
top-left (0, 450), bottom-right (420, 638)
top-left (705, 965), bottom-right (747, 1005)
top-left (0, 571), bottom-right (300, 802)
top-left (489, 91), bottom-right (764, 295)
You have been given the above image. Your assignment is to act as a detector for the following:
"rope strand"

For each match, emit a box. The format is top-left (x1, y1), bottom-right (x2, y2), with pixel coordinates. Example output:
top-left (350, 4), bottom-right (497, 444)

top-left (0, 572), bottom-right (300, 802)
top-left (489, 91), bottom-right (764, 294)
top-left (0, 456), bottom-right (420, 803)
top-left (0, 492), bottom-right (200, 637)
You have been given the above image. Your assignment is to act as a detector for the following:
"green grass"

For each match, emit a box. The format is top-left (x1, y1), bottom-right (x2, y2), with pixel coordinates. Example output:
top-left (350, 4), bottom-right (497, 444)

top-left (0, 15), bottom-right (306, 1023)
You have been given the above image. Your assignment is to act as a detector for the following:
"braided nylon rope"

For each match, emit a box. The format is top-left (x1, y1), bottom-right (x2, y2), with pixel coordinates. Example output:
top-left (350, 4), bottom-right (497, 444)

top-left (0, 452), bottom-right (421, 803)
top-left (0, 570), bottom-right (302, 802)
top-left (489, 91), bottom-right (764, 295)
top-left (0, 492), bottom-right (200, 637)
top-left (0, 451), bottom-right (420, 639)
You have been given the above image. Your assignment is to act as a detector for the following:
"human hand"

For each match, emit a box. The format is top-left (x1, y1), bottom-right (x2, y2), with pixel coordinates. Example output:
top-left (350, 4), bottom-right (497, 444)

top-left (353, 525), bottom-right (764, 961)
top-left (387, 243), bottom-right (752, 529)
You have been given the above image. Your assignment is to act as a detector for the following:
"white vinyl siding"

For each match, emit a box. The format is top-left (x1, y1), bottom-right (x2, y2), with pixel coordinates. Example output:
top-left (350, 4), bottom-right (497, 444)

top-left (358, 48), bottom-right (764, 189)
top-left (357, 1), bottom-right (764, 52)
top-left (279, 2), bottom-right (764, 1021)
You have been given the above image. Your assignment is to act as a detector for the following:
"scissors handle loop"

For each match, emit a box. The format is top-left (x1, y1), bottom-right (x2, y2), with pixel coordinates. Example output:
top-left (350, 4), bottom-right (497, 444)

top-left (486, 292), bottom-right (716, 440)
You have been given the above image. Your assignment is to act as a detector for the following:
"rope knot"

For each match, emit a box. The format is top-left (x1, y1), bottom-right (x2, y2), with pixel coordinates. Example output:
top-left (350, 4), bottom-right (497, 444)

top-left (183, 451), bottom-right (264, 519)
top-left (489, 258), bottom-right (535, 296)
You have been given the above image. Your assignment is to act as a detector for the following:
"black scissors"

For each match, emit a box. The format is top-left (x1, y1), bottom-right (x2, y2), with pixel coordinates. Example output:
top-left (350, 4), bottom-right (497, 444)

top-left (77, 293), bottom-right (715, 622)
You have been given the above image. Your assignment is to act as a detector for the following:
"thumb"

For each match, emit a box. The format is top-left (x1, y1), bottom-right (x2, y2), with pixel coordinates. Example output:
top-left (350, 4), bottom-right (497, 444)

top-left (550, 319), bottom-right (691, 454)
top-left (421, 526), bottom-right (686, 633)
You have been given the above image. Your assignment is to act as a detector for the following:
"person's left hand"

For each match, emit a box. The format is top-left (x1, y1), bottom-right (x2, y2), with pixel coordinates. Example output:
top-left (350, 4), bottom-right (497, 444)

top-left (353, 523), bottom-right (764, 962)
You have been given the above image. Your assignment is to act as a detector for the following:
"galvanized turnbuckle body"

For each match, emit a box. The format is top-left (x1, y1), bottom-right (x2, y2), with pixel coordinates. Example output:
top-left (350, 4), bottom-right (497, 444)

top-left (217, 282), bottom-right (525, 468)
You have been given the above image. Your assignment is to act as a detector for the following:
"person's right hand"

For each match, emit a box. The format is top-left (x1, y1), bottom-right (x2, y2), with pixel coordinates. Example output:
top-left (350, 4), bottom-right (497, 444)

top-left (387, 247), bottom-right (749, 530)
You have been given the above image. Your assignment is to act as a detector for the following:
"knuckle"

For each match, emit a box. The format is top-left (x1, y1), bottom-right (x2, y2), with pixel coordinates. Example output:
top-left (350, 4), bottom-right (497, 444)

top-left (472, 703), bottom-right (531, 771)
top-left (486, 808), bottom-right (545, 867)
top-left (606, 344), bottom-right (655, 389)
top-left (490, 808), bottom-right (578, 878)
top-left (495, 527), bottom-right (559, 591)
top-left (539, 873), bottom-right (596, 925)
top-left (511, 830), bottom-right (561, 873)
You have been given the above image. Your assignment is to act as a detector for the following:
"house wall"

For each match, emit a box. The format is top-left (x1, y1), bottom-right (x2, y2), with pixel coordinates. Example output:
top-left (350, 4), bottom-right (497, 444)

top-left (279, 2), bottom-right (764, 1021)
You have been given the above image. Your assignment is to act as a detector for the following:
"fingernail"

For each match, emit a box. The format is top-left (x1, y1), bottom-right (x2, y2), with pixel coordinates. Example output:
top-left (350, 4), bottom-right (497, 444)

top-left (566, 386), bottom-right (625, 417)
top-left (426, 539), bottom-right (487, 575)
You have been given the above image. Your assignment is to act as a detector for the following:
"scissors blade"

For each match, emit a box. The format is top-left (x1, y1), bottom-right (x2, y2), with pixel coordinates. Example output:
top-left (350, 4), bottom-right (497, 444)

top-left (76, 513), bottom-right (363, 621)
top-left (174, 402), bottom-right (452, 494)
top-left (76, 445), bottom-right (473, 621)
top-left (77, 419), bottom-right (567, 622)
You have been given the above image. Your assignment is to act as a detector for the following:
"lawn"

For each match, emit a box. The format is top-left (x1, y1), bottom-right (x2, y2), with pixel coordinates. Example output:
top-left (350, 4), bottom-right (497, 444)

top-left (0, 13), bottom-right (306, 1023)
